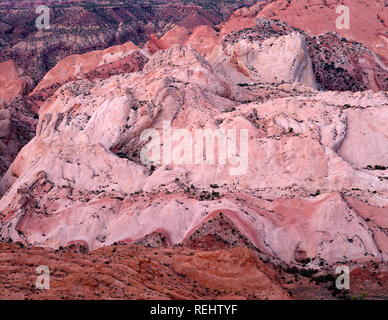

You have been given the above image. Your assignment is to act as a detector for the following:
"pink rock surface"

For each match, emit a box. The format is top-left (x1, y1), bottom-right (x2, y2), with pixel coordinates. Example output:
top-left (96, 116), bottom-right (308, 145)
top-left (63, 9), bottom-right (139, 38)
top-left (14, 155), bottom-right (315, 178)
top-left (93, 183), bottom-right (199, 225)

top-left (0, 2), bottom-right (387, 278)
top-left (0, 60), bottom-right (33, 103)
top-left (0, 1), bottom-right (388, 301)
top-left (0, 243), bottom-right (291, 300)
top-left (30, 42), bottom-right (149, 101)
top-left (0, 43), bottom-right (386, 267)
top-left (0, 95), bottom-right (38, 178)
top-left (144, 3), bottom-right (388, 92)
top-left (258, 0), bottom-right (388, 65)
top-left (207, 31), bottom-right (317, 88)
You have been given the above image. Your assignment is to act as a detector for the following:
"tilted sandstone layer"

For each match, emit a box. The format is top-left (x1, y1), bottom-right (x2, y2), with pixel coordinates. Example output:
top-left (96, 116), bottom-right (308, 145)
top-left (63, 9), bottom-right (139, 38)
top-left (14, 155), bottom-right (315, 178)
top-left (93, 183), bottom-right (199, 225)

top-left (207, 31), bottom-right (317, 88)
top-left (2, 241), bottom-right (388, 300)
top-left (30, 41), bottom-right (150, 103)
top-left (0, 44), bottom-right (387, 268)
top-left (149, 16), bottom-right (388, 92)
top-left (256, 0), bottom-right (388, 91)
top-left (257, 0), bottom-right (388, 65)
top-left (0, 42), bottom-right (148, 179)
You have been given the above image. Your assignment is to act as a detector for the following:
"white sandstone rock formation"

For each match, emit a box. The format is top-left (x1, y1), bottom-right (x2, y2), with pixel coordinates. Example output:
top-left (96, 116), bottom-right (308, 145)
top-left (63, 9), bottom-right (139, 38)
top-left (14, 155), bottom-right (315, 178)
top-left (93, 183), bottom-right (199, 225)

top-left (208, 32), bottom-right (317, 88)
top-left (0, 45), bottom-right (386, 267)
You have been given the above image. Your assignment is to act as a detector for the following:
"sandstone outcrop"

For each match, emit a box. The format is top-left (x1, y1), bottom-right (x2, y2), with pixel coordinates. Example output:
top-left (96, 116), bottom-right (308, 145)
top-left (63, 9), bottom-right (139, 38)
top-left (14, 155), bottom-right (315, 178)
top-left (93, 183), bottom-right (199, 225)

top-left (0, 243), bottom-right (290, 300)
top-left (0, 0), bottom-right (257, 84)
top-left (0, 95), bottom-right (38, 178)
top-left (0, 44), bottom-right (386, 267)
top-left (0, 2), bottom-right (387, 301)
top-left (208, 31), bottom-right (317, 88)
top-left (258, 0), bottom-right (388, 65)
top-left (2, 240), bottom-right (388, 299)
top-left (0, 60), bottom-right (34, 103)
top-left (30, 42), bottom-right (149, 102)
top-left (145, 13), bottom-right (388, 92)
